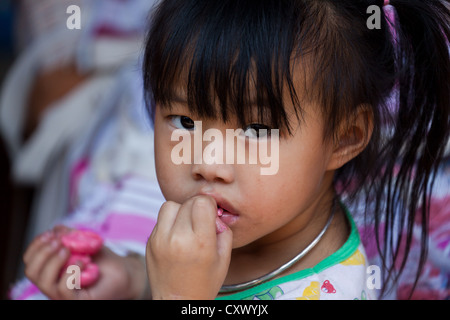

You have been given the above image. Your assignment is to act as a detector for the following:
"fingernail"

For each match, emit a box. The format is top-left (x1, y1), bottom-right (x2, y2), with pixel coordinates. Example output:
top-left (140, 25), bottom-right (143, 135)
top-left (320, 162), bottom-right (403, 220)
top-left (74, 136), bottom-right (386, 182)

top-left (51, 239), bottom-right (60, 249)
top-left (58, 248), bottom-right (68, 257)
top-left (40, 231), bottom-right (52, 242)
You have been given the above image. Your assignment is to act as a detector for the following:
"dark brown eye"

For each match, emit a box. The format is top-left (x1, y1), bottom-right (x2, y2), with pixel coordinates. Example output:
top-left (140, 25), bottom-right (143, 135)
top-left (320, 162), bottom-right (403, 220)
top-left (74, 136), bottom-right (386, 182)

top-left (243, 123), bottom-right (271, 139)
top-left (172, 116), bottom-right (195, 130)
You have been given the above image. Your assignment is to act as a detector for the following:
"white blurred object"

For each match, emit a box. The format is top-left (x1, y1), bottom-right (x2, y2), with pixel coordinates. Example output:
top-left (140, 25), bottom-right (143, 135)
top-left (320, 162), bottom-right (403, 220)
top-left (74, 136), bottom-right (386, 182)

top-left (0, 0), bottom-right (157, 251)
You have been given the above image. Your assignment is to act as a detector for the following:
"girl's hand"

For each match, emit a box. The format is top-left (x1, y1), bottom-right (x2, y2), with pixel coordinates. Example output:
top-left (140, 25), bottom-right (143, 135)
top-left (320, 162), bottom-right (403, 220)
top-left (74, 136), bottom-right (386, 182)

top-left (23, 225), bottom-right (147, 300)
top-left (146, 196), bottom-right (233, 299)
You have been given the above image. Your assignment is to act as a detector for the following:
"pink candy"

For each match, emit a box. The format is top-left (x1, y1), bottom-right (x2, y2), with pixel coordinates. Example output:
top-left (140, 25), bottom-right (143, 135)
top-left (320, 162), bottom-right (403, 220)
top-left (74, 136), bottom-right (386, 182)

top-left (60, 230), bottom-right (103, 287)
top-left (61, 230), bottom-right (103, 254)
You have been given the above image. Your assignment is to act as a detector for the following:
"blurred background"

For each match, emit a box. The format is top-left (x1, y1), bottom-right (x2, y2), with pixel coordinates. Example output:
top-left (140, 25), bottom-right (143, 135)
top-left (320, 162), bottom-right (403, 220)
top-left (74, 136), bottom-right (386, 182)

top-left (0, 0), bottom-right (164, 300)
top-left (1, 0), bottom-right (20, 300)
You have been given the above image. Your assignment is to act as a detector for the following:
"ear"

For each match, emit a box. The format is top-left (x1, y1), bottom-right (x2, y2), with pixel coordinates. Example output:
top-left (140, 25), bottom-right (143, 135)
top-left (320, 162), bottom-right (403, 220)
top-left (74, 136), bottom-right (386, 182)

top-left (326, 105), bottom-right (374, 171)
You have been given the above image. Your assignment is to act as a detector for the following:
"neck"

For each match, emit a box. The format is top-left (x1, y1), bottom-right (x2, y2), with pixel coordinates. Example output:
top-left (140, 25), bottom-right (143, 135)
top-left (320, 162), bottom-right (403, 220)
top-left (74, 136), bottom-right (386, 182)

top-left (222, 189), bottom-right (349, 288)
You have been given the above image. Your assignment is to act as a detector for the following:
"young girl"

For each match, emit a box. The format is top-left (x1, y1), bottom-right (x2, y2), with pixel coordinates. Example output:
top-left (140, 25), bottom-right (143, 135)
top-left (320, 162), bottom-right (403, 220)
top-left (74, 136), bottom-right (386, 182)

top-left (142, 0), bottom-right (449, 300)
top-left (21, 0), bottom-right (449, 300)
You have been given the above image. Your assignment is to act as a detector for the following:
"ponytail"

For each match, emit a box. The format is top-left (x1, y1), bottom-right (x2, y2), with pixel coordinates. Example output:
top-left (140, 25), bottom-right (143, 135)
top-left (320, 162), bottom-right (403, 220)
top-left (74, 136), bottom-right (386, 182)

top-left (372, 0), bottom-right (450, 297)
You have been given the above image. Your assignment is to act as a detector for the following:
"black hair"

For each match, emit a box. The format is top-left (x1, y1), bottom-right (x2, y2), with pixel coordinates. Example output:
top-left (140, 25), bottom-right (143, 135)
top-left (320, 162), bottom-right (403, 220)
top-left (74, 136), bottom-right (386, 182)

top-left (143, 0), bottom-right (450, 298)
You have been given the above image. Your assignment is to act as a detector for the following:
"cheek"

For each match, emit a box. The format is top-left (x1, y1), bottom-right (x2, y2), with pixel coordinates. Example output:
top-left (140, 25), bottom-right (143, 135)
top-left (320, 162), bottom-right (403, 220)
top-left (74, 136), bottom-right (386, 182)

top-left (154, 128), bottom-right (187, 202)
top-left (155, 155), bottom-right (188, 203)
top-left (276, 144), bottom-right (325, 192)
top-left (237, 172), bottom-right (293, 220)
top-left (246, 142), bottom-right (329, 218)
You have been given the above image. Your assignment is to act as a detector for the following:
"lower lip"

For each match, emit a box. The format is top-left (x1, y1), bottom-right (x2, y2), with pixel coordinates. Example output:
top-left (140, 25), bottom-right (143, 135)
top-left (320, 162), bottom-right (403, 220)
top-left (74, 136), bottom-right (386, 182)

top-left (218, 210), bottom-right (239, 226)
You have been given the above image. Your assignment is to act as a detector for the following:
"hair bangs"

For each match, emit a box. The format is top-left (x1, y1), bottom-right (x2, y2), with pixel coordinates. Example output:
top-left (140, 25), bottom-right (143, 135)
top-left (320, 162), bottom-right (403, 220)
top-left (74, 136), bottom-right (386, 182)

top-left (144, 0), bottom-right (308, 133)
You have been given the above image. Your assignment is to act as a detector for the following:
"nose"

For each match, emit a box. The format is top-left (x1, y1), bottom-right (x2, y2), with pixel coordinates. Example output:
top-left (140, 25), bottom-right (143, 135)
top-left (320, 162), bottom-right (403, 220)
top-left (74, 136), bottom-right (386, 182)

top-left (189, 122), bottom-right (236, 183)
top-left (191, 161), bottom-right (234, 183)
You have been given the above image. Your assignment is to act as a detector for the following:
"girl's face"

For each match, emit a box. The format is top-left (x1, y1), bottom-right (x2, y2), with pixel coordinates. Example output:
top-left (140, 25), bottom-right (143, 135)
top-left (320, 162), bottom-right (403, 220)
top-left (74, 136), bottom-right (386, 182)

top-left (153, 93), bottom-right (338, 249)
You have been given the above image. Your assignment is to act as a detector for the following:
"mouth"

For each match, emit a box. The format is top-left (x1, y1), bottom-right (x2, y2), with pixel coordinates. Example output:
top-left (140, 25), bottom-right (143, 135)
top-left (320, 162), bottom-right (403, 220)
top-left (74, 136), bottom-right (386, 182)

top-left (216, 202), bottom-right (239, 227)
top-left (196, 191), bottom-right (240, 229)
